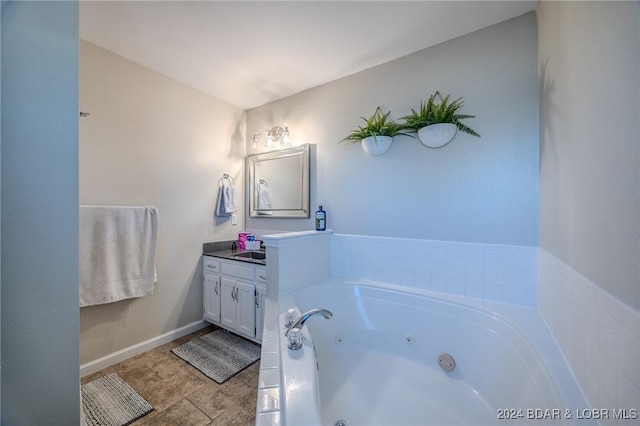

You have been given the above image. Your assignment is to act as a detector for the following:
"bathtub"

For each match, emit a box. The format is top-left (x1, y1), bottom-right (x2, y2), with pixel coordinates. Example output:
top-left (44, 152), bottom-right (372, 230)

top-left (268, 278), bottom-right (593, 426)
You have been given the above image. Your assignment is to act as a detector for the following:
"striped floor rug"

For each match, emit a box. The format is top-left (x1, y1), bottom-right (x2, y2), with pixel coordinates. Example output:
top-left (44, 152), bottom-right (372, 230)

top-left (171, 329), bottom-right (260, 384)
top-left (81, 373), bottom-right (153, 426)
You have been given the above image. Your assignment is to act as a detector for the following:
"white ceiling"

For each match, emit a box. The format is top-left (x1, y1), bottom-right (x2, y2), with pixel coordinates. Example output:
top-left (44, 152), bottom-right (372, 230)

top-left (80, 1), bottom-right (538, 110)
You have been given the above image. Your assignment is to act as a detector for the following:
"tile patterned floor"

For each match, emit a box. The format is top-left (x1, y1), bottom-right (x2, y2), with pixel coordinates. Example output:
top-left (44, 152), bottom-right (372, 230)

top-left (81, 325), bottom-right (259, 426)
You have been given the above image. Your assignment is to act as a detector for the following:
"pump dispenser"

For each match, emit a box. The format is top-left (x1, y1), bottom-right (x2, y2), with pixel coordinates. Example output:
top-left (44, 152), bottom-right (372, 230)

top-left (315, 206), bottom-right (326, 231)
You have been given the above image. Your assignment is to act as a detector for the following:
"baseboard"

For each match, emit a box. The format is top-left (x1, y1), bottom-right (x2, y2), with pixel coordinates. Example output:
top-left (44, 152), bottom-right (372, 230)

top-left (80, 319), bottom-right (209, 377)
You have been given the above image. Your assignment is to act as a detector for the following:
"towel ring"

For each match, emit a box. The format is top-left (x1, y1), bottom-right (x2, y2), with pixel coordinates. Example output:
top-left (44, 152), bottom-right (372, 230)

top-left (219, 173), bottom-right (235, 186)
top-left (258, 179), bottom-right (269, 190)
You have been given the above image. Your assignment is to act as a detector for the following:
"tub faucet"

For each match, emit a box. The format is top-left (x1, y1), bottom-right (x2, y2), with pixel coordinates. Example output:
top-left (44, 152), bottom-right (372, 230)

top-left (285, 308), bottom-right (333, 350)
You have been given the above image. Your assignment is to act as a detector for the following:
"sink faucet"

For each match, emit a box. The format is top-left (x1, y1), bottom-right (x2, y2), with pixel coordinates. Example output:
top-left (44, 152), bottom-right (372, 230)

top-left (285, 308), bottom-right (333, 350)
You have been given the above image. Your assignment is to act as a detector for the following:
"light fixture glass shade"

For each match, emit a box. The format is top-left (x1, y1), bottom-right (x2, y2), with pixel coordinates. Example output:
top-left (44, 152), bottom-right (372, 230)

top-left (265, 131), bottom-right (274, 148)
top-left (280, 127), bottom-right (291, 145)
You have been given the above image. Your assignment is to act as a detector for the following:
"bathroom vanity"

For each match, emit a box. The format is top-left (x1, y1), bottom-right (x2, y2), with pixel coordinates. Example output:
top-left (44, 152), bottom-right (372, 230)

top-left (202, 250), bottom-right (266, 343)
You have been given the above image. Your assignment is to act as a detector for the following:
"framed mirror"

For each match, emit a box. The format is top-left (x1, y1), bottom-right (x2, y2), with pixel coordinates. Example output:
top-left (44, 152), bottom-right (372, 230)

top-left (247, 144), bottom-right (310, 218)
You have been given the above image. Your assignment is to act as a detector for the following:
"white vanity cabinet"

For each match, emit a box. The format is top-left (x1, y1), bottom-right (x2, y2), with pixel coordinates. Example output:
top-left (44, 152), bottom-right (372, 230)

top-left (203, 258), bottom-right (221, 323)
top-left (255, 269), bottom-right (266, 341)
top-left (220, 278), bottom-right (255, 336)
top-left (202, 256), bottom-right (266, 343)
top-left (203, 273), bottom-right (221, 323)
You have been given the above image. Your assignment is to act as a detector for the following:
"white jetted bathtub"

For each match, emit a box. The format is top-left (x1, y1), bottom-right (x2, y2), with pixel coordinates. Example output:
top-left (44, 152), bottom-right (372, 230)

top-left (270, 279), bottom-right (593, 426)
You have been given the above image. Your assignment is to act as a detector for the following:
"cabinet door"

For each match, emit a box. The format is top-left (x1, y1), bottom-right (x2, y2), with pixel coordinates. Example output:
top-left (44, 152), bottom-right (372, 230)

top-left (235, 280), bottom-right (256, 337)
top-left (220, 277), bottom-right (236, 330)
top-left (203, 274), bottom-right (221, 323)
top-left (256, 267), bottom-right (267, 285)
top-left (255, 285), bottom-right (266, 341)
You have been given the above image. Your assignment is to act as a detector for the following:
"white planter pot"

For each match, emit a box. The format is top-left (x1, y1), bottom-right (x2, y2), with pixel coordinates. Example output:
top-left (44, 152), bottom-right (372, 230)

top-left (361, 135), bottom-right (393, 156)
top-left (417, 123), bottom-right (458, 148)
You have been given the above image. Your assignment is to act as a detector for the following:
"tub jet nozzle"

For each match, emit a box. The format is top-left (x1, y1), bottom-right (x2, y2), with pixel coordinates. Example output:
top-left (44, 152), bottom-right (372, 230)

top-left (438, 353), bottom-right (456, 372)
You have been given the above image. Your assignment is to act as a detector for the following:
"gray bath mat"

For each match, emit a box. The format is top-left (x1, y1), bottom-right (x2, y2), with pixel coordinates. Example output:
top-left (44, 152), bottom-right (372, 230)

top-left (81, 373), bottom-right (153, 426)
top-left (171, 329), bottom-right (260, 384)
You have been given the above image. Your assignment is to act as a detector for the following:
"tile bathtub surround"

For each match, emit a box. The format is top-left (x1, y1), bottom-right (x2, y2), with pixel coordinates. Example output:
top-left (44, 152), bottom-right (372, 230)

top-left (256, 297), bottom-right (282, 426)
top-left (331, 234), bottom-right (538, 306)
top-left (263, 230), bottom-right (332, 297)
top-left (539, 250), bottom-right (640, 420)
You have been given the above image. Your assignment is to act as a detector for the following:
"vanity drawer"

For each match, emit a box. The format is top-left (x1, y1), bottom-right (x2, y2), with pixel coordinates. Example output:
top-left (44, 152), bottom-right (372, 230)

top-left (256, 267), bottom-right (267, 284)
top-left (203, 257), bottom-right (221, 274)
top-left (221, 261), bottom-right (255, 281)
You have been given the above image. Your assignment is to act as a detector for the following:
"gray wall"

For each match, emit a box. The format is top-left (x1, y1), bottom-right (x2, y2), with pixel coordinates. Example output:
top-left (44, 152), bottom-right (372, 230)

top-left (0, 5), bottom-right (3, 422)
top-left (1, 1), bottom-right (80, 423)
top-left (247, 12), bottom-right (539, 246)
top-left (79, 41), bottom-right (246, 363)
top-left (538, 1), bottom-right (640, 310)
top-left (0, 6), bottom-right (3, 422)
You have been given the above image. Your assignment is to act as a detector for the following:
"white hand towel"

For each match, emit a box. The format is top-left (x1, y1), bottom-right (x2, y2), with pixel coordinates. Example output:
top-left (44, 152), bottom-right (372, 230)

top-left (256, 188), bottom-right (272, 215)
top-left (257, 187), bottom-right (272, 210)
top-left (223, 183), bottom-right (237, 214)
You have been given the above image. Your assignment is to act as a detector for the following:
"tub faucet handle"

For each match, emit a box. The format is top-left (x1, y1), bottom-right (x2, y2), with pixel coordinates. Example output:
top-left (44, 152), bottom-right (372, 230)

top-left (287, 327), bottom-right (303, 350)
top-left (284, 308), bottom-right (297, 328)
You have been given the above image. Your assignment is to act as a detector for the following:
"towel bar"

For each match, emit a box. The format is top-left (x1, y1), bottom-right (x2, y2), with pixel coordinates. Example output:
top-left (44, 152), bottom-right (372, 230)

top-left (219, 173), bottom-right (235, 185)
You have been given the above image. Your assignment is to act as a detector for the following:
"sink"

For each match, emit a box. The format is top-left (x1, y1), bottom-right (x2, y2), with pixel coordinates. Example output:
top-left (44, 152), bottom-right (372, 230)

top-left (232, 251), bottom-right (266, 261)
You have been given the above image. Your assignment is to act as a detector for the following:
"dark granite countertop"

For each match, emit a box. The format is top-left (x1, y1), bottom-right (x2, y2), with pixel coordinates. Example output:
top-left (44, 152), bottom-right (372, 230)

top-left (202, 241), bottom-right (266, 265)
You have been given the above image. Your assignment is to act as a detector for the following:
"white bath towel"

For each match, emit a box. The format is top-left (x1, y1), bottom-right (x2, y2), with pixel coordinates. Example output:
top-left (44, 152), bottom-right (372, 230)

top-left (79, 205), bottom-right (159, 307)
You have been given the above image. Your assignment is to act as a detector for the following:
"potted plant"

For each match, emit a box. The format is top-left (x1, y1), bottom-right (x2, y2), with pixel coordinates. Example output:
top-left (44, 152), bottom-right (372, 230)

top-left (402, 91), bottom-right (480, 148)
top-left (340, 106), bottom-right (411, 156)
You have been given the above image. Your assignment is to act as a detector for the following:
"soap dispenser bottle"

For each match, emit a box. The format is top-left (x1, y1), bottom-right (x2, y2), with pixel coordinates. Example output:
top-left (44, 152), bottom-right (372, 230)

top-left (315, 206), bottom-right (326, 231)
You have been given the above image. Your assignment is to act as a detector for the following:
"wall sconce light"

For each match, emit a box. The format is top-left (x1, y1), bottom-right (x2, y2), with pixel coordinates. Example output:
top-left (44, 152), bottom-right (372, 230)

top-left (252, 126), bottom-right (291, 150)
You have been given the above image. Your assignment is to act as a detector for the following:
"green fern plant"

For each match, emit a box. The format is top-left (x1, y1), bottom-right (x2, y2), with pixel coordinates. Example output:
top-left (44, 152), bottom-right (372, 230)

top-left (340, 106), bottom-right (412, 143)
top-left (402, 91), bottom-right (480, 137)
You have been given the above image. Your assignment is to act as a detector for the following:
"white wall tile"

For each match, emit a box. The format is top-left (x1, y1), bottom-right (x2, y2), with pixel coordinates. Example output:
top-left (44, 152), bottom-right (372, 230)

top-left (446, 279), bottom-right (465, 296)
top-left (616, 325), bottom-right (640, 390)
top-left (539, 249), bottom-right (640, 414)
top-left (598, 346), bottom-right (618, 398)
top-left (330, 234), bottom-right (537, 306)
top-left (616, 367), bottom-right (640, 416)
top-left (400, 272), bottom-right (417, 288)
top-left (464, 265), bottom-right (484, 283)
top-left (464, 281), bottom-right (484, 299)
top-left (431, 276), bottom-right (448, 293)
top-left (464, 250), bottom-right (485, 267)
top-left (483, 268), bottom-right (504, 286)
top-left (484, 284), bottom-right (505, 302)
top-left (504, 287), bottom-right (526, 305)
top-left (484, 250), bottom-right (505, 269)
